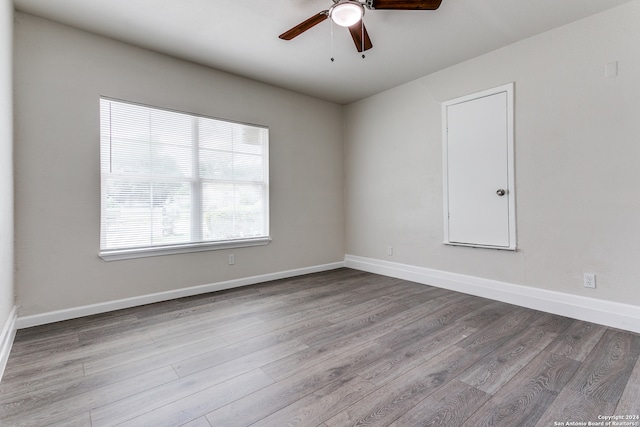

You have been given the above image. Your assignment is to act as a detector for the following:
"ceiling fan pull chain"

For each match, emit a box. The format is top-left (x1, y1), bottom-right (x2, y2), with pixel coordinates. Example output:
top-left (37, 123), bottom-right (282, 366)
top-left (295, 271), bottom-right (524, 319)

top-left (361, 19), bottom-right (366, 58)
top-left (330, 18), bottom-right (335, 62)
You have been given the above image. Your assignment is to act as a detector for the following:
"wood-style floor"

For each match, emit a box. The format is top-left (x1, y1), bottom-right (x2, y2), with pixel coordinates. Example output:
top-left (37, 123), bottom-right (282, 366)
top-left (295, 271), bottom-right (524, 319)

top-left (1, 268), bottom-right (639, 426)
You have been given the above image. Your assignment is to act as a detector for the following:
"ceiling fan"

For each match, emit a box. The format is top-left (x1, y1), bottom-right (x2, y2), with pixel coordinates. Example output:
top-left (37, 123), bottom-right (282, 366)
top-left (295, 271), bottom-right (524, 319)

top-left (279, 0), bottom-right (443, 53)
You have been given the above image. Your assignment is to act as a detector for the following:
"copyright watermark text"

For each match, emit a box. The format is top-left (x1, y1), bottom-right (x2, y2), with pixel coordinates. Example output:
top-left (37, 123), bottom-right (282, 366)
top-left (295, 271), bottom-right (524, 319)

top-left (551, 415), bottom-right (640, 427)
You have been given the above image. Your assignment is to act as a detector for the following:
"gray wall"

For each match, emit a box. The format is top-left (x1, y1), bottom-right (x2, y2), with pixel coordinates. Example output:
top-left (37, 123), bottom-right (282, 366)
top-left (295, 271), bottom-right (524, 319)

top-left (345, 1), bottom-right (640, 306)
top-left (14, 13), bottom-right (345, 316)
top-left (0, 0), bottom-right (14, 332)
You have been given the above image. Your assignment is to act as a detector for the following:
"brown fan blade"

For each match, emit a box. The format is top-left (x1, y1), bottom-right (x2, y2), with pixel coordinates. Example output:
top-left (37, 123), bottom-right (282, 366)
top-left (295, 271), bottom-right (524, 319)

top-left (279, 12), bottom-right (328, 40)
top-left (348, 22), bottom-right (373, 52)
top-left (370, 0), bottom-right (442, 10)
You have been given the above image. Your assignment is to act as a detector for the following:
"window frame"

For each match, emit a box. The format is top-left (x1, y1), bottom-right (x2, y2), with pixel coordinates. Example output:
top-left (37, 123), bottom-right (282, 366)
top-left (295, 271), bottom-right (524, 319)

top-left (98, 97), bottom-right (271, 261)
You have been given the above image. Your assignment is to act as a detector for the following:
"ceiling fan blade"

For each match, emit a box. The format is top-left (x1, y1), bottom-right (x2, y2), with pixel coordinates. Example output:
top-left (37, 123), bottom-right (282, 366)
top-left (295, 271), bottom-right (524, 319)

top-left (348, 22), bottom-right (373, 52)
top-left (370, 0), bottom-right (442, 10)
top-left (279, 12), bottom-right (328, 40)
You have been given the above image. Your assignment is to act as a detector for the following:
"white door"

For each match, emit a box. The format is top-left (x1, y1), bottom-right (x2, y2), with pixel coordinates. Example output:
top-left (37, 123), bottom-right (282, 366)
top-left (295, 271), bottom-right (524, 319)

top-left (443, 83), bottom-right (515, 249)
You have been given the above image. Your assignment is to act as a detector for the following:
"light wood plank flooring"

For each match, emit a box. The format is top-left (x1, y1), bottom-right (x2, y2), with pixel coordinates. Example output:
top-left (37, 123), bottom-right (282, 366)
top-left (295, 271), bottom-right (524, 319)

top-left (1, 268), bottom-right (639, 426)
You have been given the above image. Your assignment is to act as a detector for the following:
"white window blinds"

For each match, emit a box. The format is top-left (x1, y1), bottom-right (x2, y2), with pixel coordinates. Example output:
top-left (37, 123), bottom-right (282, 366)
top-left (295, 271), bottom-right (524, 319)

top-left (99, 98), bottom-right (269, 259)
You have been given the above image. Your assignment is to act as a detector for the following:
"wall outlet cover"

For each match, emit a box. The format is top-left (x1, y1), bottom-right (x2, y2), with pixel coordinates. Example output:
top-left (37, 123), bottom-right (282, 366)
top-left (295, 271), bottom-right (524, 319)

top-left (583, 273), bottom-right (596, 289)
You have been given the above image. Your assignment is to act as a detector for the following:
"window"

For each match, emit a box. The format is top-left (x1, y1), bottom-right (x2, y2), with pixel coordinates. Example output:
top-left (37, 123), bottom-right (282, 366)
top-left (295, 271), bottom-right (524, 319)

top-left (99, 98), bottom-right (270, 260)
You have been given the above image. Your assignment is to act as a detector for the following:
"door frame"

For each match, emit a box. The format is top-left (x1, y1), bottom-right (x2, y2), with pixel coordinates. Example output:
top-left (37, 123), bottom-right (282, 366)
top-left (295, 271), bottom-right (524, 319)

top-left (441, 82), bottom-right (516, 250)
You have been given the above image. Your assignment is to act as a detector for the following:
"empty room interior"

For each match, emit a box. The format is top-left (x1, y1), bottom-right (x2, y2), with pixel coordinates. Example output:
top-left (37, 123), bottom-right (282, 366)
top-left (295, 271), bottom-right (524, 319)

top-left (1, 0), bottom-right (640, 425)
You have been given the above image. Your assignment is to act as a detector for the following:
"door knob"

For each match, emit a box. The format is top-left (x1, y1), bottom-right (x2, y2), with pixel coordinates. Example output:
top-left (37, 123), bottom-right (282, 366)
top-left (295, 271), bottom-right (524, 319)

top-left (496, 189), bottom-right (506, 196)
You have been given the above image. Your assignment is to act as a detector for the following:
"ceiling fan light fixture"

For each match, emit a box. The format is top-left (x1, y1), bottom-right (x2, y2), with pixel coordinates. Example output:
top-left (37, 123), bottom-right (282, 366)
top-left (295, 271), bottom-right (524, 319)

top-left (330, 1), bottom-right (364, 27)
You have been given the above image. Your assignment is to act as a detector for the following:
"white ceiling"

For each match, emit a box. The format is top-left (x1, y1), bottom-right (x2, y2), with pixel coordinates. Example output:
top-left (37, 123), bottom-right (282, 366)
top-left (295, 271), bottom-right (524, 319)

top-left (13, 0), bottom-right (635, 104)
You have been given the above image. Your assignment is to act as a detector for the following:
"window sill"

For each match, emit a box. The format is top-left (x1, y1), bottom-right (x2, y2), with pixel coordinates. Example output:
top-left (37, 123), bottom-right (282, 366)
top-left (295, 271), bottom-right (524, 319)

top-left (99, 237), bottom-right (272, 261)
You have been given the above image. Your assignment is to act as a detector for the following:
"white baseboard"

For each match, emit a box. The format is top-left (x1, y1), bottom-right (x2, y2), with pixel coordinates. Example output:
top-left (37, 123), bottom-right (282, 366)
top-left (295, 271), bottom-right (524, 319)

top-left (0, 306), bottom-right (17, 382)
top-left (16, 256), bottom-right (640, 334)
top-left (16, 261), bottom-right (345, 329)
top-left (345, 254), bottom-right (640, 334)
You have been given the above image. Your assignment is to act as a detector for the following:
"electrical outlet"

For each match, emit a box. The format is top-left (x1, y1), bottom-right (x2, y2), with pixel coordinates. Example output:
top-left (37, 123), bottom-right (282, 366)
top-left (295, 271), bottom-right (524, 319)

top-left (583, 273), bottom-right (596, 289)
top-left (228, 254), bottom-right (235, 265)
top-left (387, 246), bottom-right (393, 256)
